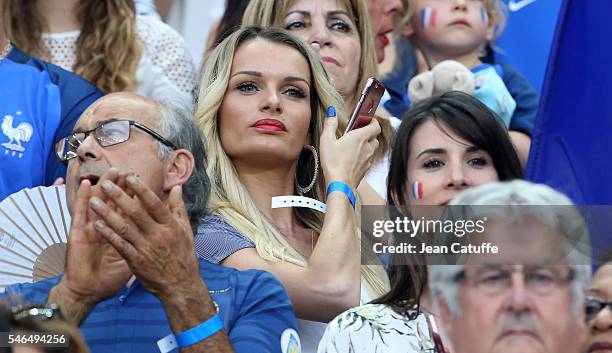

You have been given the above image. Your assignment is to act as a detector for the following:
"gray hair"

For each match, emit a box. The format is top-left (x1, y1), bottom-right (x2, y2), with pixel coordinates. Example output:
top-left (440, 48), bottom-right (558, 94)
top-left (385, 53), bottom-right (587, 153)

top-left (429, 180), bottom-right (592, 317)
top-left (155, 100), bottom-right (210, 231)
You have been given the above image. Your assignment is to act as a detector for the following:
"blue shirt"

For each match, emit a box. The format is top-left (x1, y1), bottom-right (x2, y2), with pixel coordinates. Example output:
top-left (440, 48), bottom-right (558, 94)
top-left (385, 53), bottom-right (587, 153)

top-left (3, 259), bottom-right (300, 353)
top-left (0, 46), bottom-right (102, 201)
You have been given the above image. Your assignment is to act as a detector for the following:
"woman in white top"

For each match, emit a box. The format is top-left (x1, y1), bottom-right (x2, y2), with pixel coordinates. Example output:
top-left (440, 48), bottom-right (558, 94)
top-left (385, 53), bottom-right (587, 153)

top-left (318, 91), bottom-right (524, 353)
top-left (3, 0), bottom-right (197, 108)
top-left (194, 26), bottom-right (389, 353)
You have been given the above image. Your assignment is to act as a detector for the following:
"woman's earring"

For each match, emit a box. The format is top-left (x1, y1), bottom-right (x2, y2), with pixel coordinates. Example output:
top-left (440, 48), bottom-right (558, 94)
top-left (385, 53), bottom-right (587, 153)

top-left (295, 145), bottom-right (319, 195)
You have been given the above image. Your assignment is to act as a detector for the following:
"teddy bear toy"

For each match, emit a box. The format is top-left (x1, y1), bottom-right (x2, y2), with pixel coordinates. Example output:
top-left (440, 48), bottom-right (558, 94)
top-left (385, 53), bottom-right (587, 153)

top-left (408, 60), bottom-right (516, 127)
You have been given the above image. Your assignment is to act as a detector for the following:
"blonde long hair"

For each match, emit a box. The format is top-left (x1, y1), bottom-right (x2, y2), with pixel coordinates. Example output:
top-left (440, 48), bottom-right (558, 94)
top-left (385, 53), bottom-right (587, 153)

top-left (242, 0), bottom-right (394, 158)
top-left (3, 0), bottom-right (141, 94)
top-left (195, 26), bottom-right (388, 297)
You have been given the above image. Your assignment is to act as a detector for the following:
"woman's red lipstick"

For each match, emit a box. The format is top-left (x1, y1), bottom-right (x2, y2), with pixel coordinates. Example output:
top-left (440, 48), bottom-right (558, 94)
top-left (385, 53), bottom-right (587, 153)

top-left (252, 119), bottom-right (286, 132)
top-left (378, 34), bottom-right (390, 47)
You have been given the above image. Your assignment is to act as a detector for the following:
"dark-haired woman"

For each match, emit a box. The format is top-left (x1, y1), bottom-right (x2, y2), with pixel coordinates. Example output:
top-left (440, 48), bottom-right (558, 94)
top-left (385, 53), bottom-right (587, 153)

top-left (318, 91), bottom-right (523, 353)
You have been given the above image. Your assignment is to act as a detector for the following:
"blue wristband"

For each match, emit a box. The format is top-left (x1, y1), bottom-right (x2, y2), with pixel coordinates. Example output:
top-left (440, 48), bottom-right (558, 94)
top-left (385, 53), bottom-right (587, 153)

top-left (175, 314), bottom-right (224, 348)
top-left (326, 181), bottom-right (356, 209)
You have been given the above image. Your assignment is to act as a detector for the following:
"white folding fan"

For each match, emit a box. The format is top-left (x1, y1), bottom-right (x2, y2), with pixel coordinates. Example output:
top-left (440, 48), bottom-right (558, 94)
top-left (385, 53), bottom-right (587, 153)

top-left (0, 185), bottom-right (70, 290)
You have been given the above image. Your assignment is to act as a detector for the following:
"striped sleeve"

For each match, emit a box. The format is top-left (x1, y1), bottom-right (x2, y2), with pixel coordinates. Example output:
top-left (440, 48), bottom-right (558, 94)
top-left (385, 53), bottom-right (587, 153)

top-left (1, 277), bottom-right (59, 304)
top-left (194, 215), bottom-right (255, 264)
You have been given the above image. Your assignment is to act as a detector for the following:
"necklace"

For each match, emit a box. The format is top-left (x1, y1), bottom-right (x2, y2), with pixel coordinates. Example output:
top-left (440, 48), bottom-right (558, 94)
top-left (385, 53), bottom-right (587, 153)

top-left (0, 40), bottom-right (12, 61)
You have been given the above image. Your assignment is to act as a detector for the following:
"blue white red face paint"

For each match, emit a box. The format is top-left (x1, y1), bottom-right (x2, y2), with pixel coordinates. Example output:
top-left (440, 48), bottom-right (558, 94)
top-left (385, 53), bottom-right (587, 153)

top-left (420, 7), bottom-right (437, 29)
top-left (411, 181), bottom-right (424, 200)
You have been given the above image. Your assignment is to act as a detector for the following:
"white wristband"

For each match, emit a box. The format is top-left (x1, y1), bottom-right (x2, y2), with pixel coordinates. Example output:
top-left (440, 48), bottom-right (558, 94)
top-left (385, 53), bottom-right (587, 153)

top-left (271, 196), bottom-right (327, 213)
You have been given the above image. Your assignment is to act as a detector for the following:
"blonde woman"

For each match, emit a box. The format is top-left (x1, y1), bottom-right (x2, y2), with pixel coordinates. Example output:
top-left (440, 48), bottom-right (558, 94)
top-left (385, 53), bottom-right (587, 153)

top-left (242, 0), bottom-right (400, 205)
top-left (3, 0), bottom-right (197, 107)
top-left (194, 26), bottom-right (389, 353)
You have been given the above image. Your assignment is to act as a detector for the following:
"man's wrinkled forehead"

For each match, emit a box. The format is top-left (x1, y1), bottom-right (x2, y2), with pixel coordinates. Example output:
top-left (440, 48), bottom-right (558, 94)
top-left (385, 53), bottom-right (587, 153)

top-left (75, 94), bottom-right (160, 131)
top-left (466, 218), bottom-right (569, 266)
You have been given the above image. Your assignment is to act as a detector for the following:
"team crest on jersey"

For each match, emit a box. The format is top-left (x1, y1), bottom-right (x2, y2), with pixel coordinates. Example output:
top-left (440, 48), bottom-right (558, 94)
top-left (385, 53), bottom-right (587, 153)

top-left (280, 328), bottom-right (301, 353)
top-left (1, 111), bottom-right (33, 158)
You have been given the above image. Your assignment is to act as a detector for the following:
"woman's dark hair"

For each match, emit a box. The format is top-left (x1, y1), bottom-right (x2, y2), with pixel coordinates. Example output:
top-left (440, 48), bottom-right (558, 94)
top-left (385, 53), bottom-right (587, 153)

top-left (373, 91), bottom-right (523, 318)
top-left (388, 90), bottom-right (523, 207)
top-left (214, 0), bottom-right (251, 47)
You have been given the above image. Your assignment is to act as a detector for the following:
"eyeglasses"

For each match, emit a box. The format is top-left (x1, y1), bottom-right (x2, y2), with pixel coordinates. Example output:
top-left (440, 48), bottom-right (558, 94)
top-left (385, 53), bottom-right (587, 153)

top-left (585, 298), bottom-right (612, 322)
top-left (455, 265), bottom-right (575, 296)
top-left (11, 303), bottom-right (61, 321)
top-left (55, 119), bottom-right (176, 162)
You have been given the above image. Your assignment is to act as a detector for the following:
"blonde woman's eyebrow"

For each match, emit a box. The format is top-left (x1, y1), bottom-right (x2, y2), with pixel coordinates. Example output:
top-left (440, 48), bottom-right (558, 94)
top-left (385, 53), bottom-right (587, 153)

top-left (285, 76), bottom-right (309, 86)
top-left (327, 10), bottom-right (352, 19)
top-left (285, 9), bottom-right (351, 18)
top-left (231, 70), bottom-right (262, 78)
top-left (231, 71), bottom-right (309, 86)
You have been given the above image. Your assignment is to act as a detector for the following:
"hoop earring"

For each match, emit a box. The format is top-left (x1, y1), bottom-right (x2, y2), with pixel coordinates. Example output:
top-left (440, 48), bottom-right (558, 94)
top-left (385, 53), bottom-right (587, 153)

top-left (295, 145), bottom-right (319, 195)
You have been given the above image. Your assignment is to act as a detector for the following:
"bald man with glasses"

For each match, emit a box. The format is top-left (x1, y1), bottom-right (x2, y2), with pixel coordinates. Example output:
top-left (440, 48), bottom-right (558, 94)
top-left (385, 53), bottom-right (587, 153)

top-left (3, 93), bottom-right (300, 353)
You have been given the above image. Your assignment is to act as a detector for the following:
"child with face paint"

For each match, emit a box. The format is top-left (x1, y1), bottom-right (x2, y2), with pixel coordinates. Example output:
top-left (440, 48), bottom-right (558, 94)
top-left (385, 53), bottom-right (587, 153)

top-left (396, 0), bottom-right (538, 166)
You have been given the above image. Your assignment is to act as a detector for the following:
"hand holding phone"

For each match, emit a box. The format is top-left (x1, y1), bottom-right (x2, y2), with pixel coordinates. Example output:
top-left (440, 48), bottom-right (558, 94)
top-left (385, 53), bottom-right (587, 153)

top-left (344, 77), bottom-right (385, 135)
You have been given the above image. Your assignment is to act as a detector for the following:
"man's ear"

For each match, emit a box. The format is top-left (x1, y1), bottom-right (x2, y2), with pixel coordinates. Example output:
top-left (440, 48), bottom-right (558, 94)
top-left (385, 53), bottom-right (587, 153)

top-left (162, 149), bottom-right (195, 192)
top-left (436, 295), bottom-right (455, 333)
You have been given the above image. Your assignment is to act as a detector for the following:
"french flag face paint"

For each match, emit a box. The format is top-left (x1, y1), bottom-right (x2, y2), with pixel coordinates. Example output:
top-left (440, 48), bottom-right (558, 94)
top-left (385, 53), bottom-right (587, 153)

top-left (420, 7), bottom-right (437, 29)
top-left (411, 181), bottom-right (424, 200)
top-left (480, 8), bottom-right (489, 25)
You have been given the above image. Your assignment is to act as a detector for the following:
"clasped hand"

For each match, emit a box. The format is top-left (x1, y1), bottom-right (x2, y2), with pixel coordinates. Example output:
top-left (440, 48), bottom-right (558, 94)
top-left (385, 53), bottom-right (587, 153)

top-left (60, 168), bottom-right (201, 304)
top-left (86, 169), bottom-right (201, 299)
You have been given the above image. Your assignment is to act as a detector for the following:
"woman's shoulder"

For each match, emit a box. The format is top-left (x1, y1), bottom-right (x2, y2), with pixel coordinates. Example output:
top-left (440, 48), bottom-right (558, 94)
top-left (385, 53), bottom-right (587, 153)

top-left (194, 213), bottom-right (255, 264)
top-left (326, 303), bottom-right (418, 329)
top-left (196, 213), bottom-right (247, 238)
top-left (318, 304), bottom-right (435, 353)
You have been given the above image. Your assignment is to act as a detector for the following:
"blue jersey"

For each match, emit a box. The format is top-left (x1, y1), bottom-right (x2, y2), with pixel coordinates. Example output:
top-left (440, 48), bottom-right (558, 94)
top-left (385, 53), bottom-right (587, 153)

top-left (3, 258), bottom-right (300, 353)
top-left (0, 46), bottom-right (102, 201)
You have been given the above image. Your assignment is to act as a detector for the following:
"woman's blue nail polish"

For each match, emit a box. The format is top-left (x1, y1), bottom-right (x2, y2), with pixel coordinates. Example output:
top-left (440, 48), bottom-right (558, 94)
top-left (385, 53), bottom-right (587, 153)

top-left (327, 106), bottom-right (336, 118)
